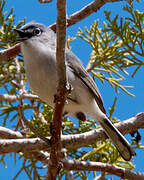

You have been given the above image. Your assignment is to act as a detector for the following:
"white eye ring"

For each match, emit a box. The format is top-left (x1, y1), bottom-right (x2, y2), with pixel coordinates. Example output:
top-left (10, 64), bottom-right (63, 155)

top-left (33, 28), bottom-right (42, 36)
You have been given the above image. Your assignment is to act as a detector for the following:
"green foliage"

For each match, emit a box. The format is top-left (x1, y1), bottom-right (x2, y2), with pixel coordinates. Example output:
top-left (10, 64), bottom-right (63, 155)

top-left (12, 154), bottom-right (47, 180)
top-left (0, 0), bottom-right (143, 179)
top-left (66, 35), bottom-right (76, 50)
top-left (77, 3), bottom-right (144, 96)
top-left (28, 103), bottom-right (53, 137)
top-left (0, 0), bottom-right (25, 127)
top-left (0, 0), bottom-right (25, 48)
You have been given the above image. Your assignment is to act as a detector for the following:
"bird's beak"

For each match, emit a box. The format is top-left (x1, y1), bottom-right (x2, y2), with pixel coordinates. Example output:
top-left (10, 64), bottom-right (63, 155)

top-left (14, 28), bottom-right (29, 41)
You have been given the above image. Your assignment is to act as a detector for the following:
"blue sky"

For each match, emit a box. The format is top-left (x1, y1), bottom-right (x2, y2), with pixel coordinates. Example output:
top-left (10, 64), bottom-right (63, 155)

top-left (1, 0), bottom-right (144, 179)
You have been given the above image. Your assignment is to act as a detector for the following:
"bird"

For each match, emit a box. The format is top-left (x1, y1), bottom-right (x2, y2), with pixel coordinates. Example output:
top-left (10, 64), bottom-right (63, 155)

top-left (15, 22), bottom-right (135, 161)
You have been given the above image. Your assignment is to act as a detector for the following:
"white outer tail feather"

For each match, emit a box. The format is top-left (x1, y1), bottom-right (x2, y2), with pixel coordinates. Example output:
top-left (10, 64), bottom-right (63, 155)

top-left (99, 118), bottom-right (136, 161)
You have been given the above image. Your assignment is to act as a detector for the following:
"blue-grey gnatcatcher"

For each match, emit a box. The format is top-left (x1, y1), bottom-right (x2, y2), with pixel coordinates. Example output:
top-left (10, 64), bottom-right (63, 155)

top-left (15, 22), bottom-right (135, 161)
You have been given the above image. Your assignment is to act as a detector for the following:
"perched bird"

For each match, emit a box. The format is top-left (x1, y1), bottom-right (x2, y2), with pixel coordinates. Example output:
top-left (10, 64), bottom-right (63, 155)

top-left (15, 22), bottom-right (135, 161)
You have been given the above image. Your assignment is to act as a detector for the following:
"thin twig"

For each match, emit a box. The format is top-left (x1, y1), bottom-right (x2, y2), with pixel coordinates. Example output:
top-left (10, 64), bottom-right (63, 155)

top-left (38, 0), bottom-right (52, 3)
top-left (31, 101), bottom-right (47, 124)
top-left (18, 103), bottom-right (50, 144)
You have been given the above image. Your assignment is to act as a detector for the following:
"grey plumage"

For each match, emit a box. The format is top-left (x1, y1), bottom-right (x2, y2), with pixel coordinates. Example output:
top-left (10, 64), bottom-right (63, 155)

top-left (15, 22), bottom-right (135, 161)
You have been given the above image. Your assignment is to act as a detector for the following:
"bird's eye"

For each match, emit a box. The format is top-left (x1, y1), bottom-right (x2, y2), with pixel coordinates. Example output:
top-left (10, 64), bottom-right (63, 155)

top-left (33, 28), bottom-right (42, 36)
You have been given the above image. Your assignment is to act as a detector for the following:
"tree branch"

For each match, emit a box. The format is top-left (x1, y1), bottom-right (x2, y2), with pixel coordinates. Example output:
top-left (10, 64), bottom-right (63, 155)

top-left (49, 0), bottom-right (124, 31)
top-left (62, 159), bottom-right (144, 180)
top-left (0, 93), bottom-right (38, 102)
top-left (47, 0), bottom-right (67, 179)
top-left (0, 112), bottom-right (143, 154)
top-left (0, 127), bottom-right (24, 139)
top-left (20, 151), bottom-right (144, 179)
top-left (0, 0), bottom-right (125, 62)
top-left (0, 138), bottom-right (50, 153)
top-left (62, 112), bottom-right (144, 149)
top-left (0, 43), bottom-right (21, 63)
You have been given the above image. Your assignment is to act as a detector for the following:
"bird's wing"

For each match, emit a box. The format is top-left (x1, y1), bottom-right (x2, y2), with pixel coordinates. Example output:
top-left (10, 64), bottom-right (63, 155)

top-left (66, 50), bottom-right (106, 114)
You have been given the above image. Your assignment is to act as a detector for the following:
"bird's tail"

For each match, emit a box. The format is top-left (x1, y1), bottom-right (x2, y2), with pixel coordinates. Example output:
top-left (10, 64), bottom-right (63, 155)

top-left (99, 118), bottom-right (136, 161)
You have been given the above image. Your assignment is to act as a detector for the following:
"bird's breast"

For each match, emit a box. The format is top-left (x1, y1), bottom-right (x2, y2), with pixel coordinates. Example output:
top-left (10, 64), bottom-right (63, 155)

top-left (21, 42), bottom-right (58, 107)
